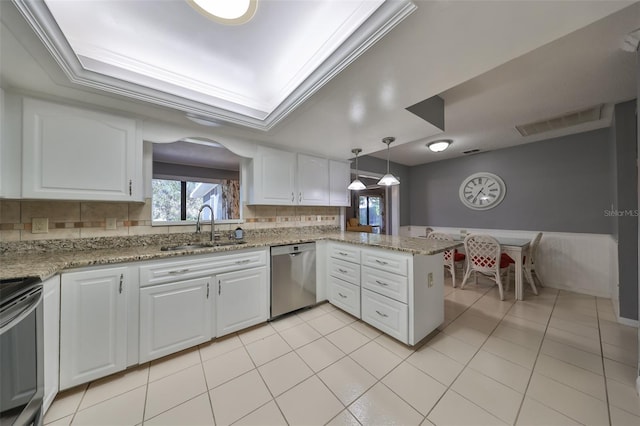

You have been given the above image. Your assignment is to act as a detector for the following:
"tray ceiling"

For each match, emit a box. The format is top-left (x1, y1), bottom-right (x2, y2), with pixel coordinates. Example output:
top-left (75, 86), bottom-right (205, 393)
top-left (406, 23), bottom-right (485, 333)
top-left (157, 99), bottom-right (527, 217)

top-left (15, 0), bottom-right (416, 130)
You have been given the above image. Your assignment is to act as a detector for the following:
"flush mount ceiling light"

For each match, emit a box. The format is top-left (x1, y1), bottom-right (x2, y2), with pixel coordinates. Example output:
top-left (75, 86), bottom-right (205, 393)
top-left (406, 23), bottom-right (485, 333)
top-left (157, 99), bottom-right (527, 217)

top-left (187, 0), bottom-right (258, 25)
top-left (377, 137), bottom-right (400, 186)
top-left (348, 148), bottom-right (366, 190)
top-left (427, 139), bottom-right (452, 152)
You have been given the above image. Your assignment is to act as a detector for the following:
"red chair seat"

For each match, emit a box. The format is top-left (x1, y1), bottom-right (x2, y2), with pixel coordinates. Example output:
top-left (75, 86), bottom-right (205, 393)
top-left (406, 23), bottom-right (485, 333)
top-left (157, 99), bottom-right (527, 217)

top-left (454, 252), bottom-right (466, 262)
top-left (502, 253), bottom-right (526, 264)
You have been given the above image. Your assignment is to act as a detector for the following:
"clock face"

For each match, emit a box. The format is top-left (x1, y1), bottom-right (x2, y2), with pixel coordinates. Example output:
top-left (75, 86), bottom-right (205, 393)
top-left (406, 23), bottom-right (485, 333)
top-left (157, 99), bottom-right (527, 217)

top-left (459, 172), bottom-right (506, 210)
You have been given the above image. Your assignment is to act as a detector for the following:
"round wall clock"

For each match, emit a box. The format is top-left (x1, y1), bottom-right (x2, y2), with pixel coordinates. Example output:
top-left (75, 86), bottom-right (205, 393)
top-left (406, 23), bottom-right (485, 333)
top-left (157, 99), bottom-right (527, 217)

top-left (459, 172), bottom-right (506, 210)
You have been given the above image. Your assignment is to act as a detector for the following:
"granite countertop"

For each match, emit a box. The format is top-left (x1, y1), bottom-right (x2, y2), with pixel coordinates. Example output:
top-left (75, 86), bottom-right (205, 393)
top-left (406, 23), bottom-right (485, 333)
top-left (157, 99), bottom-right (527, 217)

top-left (0, 232), bottom-right (459, 281)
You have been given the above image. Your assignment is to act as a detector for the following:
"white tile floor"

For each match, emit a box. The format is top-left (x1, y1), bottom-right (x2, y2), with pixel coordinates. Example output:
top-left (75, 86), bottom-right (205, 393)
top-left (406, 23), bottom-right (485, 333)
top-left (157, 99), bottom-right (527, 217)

top-left (44, 277), bottom-right (640, 425)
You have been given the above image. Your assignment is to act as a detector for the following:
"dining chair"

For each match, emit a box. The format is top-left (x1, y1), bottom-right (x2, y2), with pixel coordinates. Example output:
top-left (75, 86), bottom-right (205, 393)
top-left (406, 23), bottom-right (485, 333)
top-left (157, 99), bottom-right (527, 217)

top-left (427, 232), bottom-right (465, 287)
top-left (503, 232), bottom-right (542, 295)
top-left (460, 234), bottom-right (510, 300)
top-left (425, 227), bottom-right (434, 237)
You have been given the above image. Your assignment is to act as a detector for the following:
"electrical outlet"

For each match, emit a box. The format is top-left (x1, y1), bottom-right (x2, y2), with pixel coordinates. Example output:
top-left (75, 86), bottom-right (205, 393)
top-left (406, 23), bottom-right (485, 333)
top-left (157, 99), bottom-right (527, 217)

top-left (32, 218), bottom-right (48, 234)
top-left (105, 218), bottom-right (117, 230)
top-left (427, 272), bottom-right (433, 288)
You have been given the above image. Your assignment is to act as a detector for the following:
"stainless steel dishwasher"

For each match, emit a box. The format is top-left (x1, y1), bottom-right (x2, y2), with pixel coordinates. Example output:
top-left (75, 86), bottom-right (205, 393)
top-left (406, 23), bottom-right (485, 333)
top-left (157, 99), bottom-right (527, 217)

top-left (270, 243), bottom-right (316, 319)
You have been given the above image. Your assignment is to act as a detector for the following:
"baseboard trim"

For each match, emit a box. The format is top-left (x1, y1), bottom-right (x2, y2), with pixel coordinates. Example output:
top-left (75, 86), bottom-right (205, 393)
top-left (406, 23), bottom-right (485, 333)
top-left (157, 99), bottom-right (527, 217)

top-left (542, 282), bottom-right (610, 299)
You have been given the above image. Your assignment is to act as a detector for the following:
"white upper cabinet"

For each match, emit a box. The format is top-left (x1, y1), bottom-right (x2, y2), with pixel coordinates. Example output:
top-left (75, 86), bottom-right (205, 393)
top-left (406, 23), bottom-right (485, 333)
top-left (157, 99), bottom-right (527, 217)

top-left (22, 97), bottom-right (143, 201)
top-left (249, 146), bottom-right (297, 205)
top-left (247, 146), bottom-right (346, 206)
top-left (297, 153), bottom-right (329, 205)
top-left (329, 160), bottom-right (350, 206)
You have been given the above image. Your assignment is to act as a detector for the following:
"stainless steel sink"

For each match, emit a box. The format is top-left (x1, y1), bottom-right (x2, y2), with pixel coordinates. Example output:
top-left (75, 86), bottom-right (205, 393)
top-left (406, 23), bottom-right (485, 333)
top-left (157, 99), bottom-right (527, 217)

top-left (160, 241), bottom-right (247, 251)
top-left (214, 240), bottom-right (247, 247)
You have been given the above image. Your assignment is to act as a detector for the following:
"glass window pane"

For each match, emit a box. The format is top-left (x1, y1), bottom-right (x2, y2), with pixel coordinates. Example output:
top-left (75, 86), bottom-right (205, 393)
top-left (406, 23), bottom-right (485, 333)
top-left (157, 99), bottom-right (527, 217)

top-left (187, 180), bottom-right (240, 221)
top-left (359, 196), bottom-right (367, 225)
top-left (152, 179), bottom-right (181, 222)
top-left (369, 197), bottom-right (382, 227)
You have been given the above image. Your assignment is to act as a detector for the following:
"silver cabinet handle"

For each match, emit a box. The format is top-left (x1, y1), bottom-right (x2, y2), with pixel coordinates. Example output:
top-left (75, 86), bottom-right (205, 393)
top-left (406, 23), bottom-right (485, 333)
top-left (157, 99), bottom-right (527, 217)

top-left (168, 269), bottom-right (190, 275)
top-left (119, 273), bottom-right (123, 294)
top-left (338, 268), bottom-right (348, 274)
top-left (129, 179), bottom-right (132, 196)
top-left (338, 293), bottom-right (347, 298)
top-left (376, 310), bottom-right (388, 318)
top-left (299, 192), bottom-right (302, 203)
top-left (338, 251), bottom-right (348, 256)
top-left (375, 280), bottom-right (389, 287)
top-left (235, 259), bottom-right (251, 265)
top-left (206, 282), bottom-right (210, 299)
top-left (375, 259), bottom-right (388, 265)
top-left (291, 192), bottom-right (294, 202)
top-left (218, 280), bottom-right (221, 295)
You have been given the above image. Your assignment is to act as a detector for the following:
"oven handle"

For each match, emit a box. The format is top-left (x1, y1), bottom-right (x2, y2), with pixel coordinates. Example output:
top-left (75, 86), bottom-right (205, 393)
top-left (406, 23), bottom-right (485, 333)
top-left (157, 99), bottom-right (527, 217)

top-left (0, 288), bottom-right (42, 335)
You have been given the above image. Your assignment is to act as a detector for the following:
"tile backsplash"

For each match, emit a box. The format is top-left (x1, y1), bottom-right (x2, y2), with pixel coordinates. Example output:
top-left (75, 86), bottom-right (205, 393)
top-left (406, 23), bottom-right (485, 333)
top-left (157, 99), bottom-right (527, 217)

top-left (0, 199), bottom-right (339, 242)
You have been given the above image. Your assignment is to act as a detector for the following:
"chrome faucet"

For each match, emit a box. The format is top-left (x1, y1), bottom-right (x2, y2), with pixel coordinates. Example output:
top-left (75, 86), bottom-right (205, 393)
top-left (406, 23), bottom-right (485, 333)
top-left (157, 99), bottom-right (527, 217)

top-left (195, 204), bottom-right (215, 242)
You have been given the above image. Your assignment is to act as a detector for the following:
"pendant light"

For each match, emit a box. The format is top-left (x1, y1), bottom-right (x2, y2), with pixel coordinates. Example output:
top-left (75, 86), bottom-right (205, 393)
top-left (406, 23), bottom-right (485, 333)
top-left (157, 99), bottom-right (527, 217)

top-left (377, 137), bottom-right (400, 186)
top-left (348, 148), bottom-right (366, 190)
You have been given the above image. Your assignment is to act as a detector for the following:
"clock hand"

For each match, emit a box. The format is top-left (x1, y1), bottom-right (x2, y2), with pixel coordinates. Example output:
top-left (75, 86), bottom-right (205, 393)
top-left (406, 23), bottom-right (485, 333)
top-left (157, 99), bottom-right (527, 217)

top-left (472, 187), bottom-right (482, 203)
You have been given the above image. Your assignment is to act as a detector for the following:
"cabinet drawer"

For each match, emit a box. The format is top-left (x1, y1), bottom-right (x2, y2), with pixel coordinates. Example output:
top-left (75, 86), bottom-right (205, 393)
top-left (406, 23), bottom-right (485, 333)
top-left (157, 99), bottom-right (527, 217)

top-left (361, 266), bottom-right (408, 303)
top-left (328, 243), bottom-right (360, 264)
top-left (361, 249), bottom-right (409, 276)
top-left (328, 257), bottom-right (360, 285)
top-left (328, 276), bottom-right (360, 319)
top-left (361, 289), bottom-right (408, 343)
top-left (140, 249), bottom-right (267, 287)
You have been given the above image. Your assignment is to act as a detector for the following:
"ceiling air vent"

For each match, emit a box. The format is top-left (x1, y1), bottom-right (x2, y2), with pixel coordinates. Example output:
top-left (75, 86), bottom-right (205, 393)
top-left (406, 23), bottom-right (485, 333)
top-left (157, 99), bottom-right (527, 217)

top-left (515, 104), bottom-right (604, 137)
top-left (463, 149), bottom-right (481, 155)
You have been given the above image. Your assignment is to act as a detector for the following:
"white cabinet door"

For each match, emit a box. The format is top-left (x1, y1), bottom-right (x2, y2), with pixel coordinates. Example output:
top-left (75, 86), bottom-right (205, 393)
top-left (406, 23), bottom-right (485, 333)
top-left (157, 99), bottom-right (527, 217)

top-left (297, 154), bottom-right (329, 205)
top-left (60, 267), bottom-right (129, 390)
top-left (139, 277), bottom-right (213, 363)
top-left (250, 146), bottom-right (296, 205)
top-left (22, 97), bottom-right (142, 201)
top-left (329, 160), bottom-right (350, 206)
top-left (216, 267), bottom-right (268, 337)
top-left (42, 275), bottom-right (60, 414)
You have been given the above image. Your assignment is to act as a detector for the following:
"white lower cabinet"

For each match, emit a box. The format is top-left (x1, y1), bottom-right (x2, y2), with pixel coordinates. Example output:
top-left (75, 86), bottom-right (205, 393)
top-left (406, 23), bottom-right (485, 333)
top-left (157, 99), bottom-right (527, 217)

top-left (361, 288), bottom-right (408, 342)
top-left (60, 266), bottom-right (130, 390)
top-left (327, 275), bottom-right (360, 318)
top-left (42, 275), bottom-right (60, 414)
top-left (139, 277), bottom-right (213, 363)
top-left (325, 242), bottom-right (444, 346)
top-left (216, 267), bottom-right (268, 337)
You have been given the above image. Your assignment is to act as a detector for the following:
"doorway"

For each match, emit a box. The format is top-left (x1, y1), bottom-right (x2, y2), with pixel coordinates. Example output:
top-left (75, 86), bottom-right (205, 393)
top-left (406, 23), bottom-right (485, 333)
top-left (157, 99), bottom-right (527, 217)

top-left (359, 194), bottom-right (383, 233)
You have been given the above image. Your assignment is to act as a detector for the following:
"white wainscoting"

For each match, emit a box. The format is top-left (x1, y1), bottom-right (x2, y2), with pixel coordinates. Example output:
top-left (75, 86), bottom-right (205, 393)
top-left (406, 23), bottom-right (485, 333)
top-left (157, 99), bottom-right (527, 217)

top-left (401, 226), bottom-right (618, 300)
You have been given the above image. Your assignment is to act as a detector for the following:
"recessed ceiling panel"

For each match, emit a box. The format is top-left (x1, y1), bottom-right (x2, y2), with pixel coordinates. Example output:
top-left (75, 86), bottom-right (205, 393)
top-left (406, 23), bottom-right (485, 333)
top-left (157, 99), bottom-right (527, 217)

top-left (27, 0), bottom-right (413, 127)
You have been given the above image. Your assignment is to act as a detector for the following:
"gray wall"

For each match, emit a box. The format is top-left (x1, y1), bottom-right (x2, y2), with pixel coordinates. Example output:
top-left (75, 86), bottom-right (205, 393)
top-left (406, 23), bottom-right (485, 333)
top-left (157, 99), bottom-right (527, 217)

top-left (153, 162), bottom-right (240, 181)
top-left (409, 128), bottom-right (615, 234)
top-left (357, 155), bottom-right (411, 226)
top-left (611, 100), bottom-right (638, 320)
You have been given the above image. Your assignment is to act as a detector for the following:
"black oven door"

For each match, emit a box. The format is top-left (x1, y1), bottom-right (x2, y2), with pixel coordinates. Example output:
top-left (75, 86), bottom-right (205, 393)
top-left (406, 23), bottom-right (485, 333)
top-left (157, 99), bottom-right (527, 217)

top-left (0, 281), bottom-right (44, 426)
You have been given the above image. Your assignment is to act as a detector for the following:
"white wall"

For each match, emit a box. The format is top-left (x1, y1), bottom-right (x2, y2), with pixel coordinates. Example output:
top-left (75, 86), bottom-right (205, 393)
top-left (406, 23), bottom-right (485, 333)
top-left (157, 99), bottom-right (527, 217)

top-left (401, 226), bottom-right (618, 300)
